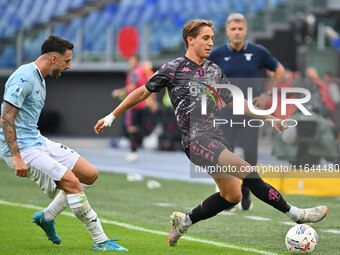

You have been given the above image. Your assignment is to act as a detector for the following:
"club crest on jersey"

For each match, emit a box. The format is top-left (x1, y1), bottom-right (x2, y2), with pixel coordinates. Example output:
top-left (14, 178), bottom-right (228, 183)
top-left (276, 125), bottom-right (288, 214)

top-left (224, 57), bottom-right (231, 61)
top-left (197, 68), bottom-right (205, 77)
top-left (244, 53), bottom-right (253, 61)
top-left (11, 86), bottom-right (23, 98)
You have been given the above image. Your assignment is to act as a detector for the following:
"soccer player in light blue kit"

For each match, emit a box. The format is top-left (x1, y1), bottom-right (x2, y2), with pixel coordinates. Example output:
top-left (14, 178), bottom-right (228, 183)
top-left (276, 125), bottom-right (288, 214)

top-left (0, 35), bottom-right (127, 252)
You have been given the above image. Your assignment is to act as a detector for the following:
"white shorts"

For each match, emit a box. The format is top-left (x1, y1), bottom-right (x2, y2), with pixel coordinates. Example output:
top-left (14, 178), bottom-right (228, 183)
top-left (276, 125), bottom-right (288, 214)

top-left (4, 138), bottom-right (80, 198)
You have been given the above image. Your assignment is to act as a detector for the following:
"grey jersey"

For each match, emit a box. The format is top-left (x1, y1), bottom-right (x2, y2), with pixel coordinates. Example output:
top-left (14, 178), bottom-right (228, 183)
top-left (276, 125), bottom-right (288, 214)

top-left (145, 56), bottom-right (232, 148)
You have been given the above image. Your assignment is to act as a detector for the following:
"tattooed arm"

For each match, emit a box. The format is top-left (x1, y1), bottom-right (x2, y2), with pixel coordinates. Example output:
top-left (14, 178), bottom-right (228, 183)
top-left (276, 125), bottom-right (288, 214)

top-left (0, 102), bottom-right (28, 177)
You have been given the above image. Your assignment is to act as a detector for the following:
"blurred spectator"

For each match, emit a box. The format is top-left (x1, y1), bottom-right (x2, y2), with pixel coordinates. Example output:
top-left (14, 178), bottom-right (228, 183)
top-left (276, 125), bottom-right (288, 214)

top-left (303, 67), bottom-right (339, 138)
top-left (142, 61), bottom-right (181, 151)
top-left (112, 55), bottom-right (148, 162)
top-left (142, 61), bottom-right (155, 80)
top-left (142, 61), bottom-right (159, 140)
top-left (157, 88), bottom-right (182, 151)
top-left (143, 61), bottom-right (158, 114)
top-left (323, 71), bottom-right (340, 138)
top-left (264, 70), bottom-right (297, 119)
top-left (272, 68), bottom-right (339, 165)
top-left (304, 67), bottom-right (340, 137)
top-left (323, 71), bottom-right (340, 107)
top-left (305, 67), bottom-right (336, 114)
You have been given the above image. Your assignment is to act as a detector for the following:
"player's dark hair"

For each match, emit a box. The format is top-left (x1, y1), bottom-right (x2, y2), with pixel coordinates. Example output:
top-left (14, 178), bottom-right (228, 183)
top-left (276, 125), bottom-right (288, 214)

top-left (182, 20), bottom-right (213, 49)
top-left (41, 35), bottom-right (74, 55)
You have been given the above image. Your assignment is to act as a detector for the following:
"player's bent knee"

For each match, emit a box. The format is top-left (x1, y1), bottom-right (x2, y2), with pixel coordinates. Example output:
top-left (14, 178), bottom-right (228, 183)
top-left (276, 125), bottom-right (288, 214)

top-left (228, 193), bottom-right (242, 203)
top-left (90, 166), bottom-right (98, 182)
top-left (64, 177), bottom-right (82, 194)
top-left (220, 191), bottom-right (242, 203)
top-left (58, 171), bottom-right (82, 194)
top-left (83, 166), bottom-right (98, 185)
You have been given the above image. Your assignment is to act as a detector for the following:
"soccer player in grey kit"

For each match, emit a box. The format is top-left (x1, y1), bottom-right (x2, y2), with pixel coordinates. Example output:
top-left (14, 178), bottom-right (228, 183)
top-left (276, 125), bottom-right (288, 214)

top-left (94, 20), bottom-right (327, 247)
top-left (208, 13), bottom-right (285, 211)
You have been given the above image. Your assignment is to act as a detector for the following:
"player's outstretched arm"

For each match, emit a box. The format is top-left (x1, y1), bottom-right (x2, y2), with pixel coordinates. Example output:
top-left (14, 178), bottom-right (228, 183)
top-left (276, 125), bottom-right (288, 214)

top-left (0, 102), bottom-right (28, 177)
top-left (94, 85), bottom-right (152, 134)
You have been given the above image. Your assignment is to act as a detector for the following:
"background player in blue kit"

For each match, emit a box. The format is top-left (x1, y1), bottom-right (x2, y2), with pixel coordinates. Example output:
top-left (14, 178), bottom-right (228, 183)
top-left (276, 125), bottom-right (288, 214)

top-left (0, 35), bottom-right (127, 252)
top-left (94, 19), bottom-right (327, 248)
top-left (208, 13), bottom-right (285, 210)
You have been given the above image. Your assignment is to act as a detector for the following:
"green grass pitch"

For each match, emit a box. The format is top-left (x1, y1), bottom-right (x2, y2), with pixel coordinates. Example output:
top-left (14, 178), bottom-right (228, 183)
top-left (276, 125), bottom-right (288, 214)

top-left (0, 160), bottom-right (339, 254)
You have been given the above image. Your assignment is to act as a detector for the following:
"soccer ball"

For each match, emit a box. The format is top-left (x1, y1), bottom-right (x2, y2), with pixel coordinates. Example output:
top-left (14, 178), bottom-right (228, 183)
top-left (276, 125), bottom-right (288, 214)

top-left (285, 224), bottom-right (318, 254)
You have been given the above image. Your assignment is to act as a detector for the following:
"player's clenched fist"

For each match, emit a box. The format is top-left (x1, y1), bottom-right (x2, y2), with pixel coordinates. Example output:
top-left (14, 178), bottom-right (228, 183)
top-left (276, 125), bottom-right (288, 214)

top-left (94, 113), bottom-right (115, 134)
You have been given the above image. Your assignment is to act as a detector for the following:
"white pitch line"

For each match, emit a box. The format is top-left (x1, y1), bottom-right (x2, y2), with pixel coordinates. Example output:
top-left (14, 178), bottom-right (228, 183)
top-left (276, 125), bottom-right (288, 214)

top-left (320, 229), bottom-right (340, 234)
top-left (219, 211), bottom-right (236, 216)
top-left (281, 221), bottom-right (296, 226)
top-left (0, 199), bottom-right (280, 255)
top-left (154, 202), bottom-right (177, 207)
top-left (245, 216), bottom-right (271, 221)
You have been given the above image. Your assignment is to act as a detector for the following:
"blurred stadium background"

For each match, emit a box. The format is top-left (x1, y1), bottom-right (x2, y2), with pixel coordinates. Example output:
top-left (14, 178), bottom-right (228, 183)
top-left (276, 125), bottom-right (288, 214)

top-left (0, 0), bottom-right (339, 137)
top-left (1, 0), bottom-right (340, 193)
top-left (1, 2), bottom-right (340, 253)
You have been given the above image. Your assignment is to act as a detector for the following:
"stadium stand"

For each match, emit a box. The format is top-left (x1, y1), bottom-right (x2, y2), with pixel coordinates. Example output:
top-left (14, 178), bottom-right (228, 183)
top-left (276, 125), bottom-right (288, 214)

top-left (0, 0), bottom-right (335, 69)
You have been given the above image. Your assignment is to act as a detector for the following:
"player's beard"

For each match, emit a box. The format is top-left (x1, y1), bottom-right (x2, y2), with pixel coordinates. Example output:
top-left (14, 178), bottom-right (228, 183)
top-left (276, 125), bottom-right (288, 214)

top-left (51, 68), bottom-right (61, 79)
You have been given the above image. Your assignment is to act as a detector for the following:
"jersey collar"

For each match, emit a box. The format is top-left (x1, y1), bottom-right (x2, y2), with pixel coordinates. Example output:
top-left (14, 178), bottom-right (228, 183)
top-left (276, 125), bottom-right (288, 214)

top-left (227, 41), bottom-right (249, 52)
top-left (32, 62), bottom-right (44, 82)
top-left (183, 55), bottom-right (206, 67)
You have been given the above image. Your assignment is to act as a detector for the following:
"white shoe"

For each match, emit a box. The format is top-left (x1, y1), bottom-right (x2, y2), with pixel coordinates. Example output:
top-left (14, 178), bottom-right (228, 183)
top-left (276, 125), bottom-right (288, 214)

top-left (295, 206), bottom-right (328, 224)
top-left (125, 152), bottom-right (139, 162)
top-left (168, 212), bottom-right (189, 247)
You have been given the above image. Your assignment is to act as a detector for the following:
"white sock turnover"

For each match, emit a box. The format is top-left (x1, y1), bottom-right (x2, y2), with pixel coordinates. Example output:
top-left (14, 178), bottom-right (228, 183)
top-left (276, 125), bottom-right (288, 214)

top-left (285, 205), bottom-right (300, 222)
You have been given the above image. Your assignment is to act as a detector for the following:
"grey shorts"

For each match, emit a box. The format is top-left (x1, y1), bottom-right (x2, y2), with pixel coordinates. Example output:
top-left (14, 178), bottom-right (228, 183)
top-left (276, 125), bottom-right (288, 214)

top-left (185, 134), bottom-right (231, 168)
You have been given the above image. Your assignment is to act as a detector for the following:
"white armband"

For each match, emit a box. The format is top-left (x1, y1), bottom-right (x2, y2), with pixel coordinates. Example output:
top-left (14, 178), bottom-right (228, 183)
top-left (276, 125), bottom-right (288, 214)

top-left (103, 113), bottom-right (116, 127)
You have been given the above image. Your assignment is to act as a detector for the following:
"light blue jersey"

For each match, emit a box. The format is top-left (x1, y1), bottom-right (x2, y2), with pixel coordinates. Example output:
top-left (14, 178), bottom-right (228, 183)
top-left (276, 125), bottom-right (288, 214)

top-left (0, 62), bottom-right (46, 156)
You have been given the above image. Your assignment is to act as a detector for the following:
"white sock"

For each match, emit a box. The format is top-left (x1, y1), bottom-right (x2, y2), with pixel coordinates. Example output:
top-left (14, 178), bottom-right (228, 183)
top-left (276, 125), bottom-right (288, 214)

top-left (44, 183), bottom-right (92, 222)
top-left (67, 192), bottom-right (107, 243)
top-left (285, 205), bottom-right (300, 222)
top-left (44, 190), bottom-right (68, 222)
top-left (184, 214), bottom-right (192, 227)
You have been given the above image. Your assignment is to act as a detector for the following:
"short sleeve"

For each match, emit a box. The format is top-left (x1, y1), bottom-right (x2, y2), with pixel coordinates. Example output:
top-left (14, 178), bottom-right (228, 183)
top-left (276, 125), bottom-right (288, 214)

top-left (145, 63), bottom-right (175, 93)
top-left (260, 46), bottom-right (279, 71)
top-left (4, 74), bottom-right (32, 109)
